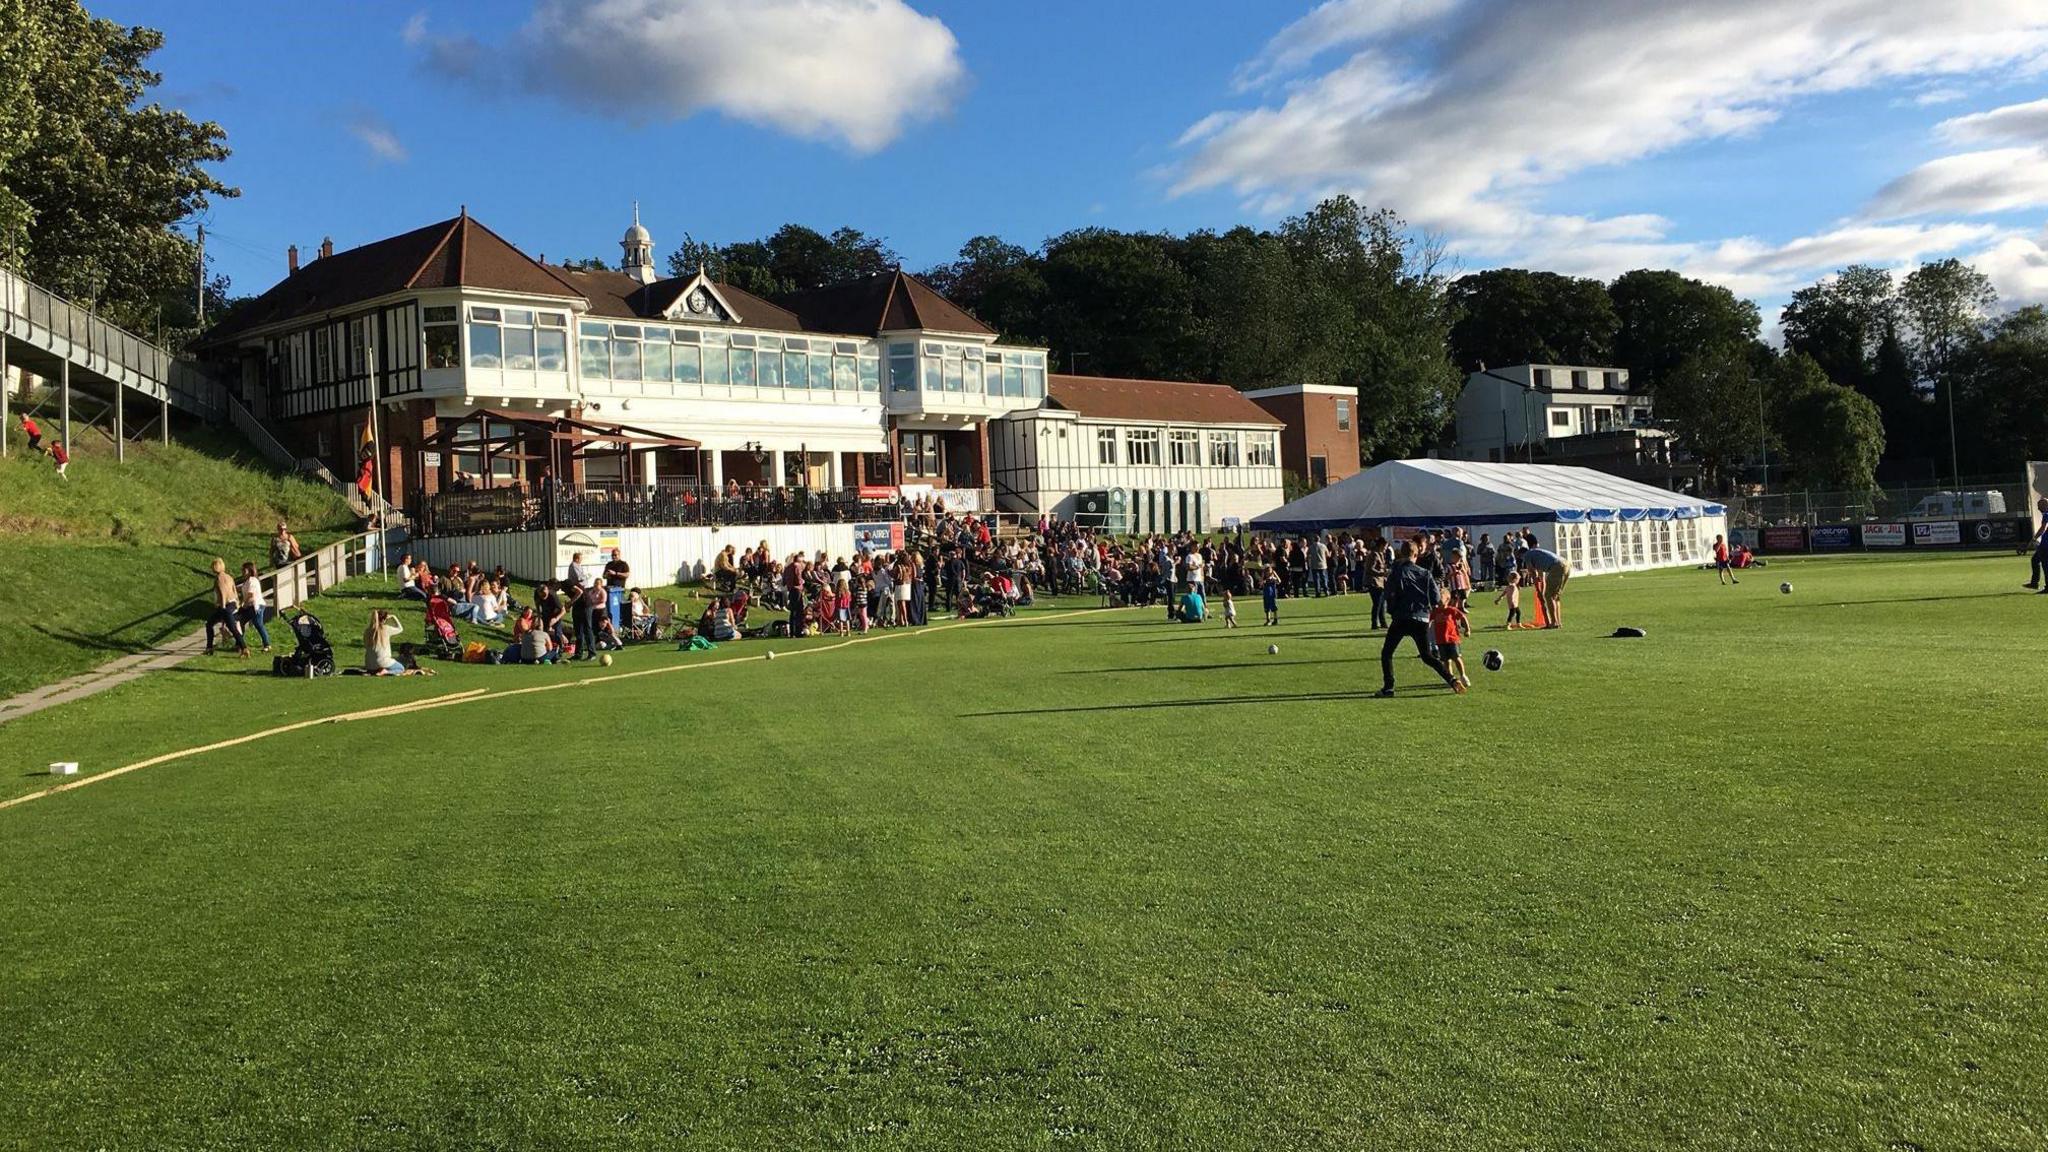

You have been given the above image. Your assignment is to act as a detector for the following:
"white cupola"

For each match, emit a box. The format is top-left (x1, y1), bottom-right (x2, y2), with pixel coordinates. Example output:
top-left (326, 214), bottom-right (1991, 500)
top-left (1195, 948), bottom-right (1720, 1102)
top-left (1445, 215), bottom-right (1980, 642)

top-left (621, 201), bottom-right (655, 284)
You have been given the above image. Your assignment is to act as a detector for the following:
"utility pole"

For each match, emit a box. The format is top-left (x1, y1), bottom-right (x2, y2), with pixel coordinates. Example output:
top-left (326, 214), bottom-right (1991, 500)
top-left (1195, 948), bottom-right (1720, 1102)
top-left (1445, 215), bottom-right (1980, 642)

top-left (195, 224), bottom-right (206, 327)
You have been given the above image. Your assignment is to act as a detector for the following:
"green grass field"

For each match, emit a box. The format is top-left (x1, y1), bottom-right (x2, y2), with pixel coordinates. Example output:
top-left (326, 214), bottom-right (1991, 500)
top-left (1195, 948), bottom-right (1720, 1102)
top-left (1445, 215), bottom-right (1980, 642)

top-left (0, 425), bottom-right (354, 698)
top-left (2, 552), bottom-right (2044, 1150)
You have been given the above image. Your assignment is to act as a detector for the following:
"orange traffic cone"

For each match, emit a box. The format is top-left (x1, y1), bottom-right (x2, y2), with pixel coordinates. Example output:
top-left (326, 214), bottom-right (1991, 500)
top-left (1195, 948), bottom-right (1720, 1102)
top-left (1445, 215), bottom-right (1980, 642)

top-left (1529, 590), bottom-right (1550, 630)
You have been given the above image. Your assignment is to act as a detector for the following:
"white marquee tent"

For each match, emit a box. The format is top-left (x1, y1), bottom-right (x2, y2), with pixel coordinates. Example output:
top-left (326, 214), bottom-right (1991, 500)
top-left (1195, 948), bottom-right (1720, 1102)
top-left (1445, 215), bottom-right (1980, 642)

top-left (1250, 459), bottom-right (1728, 574)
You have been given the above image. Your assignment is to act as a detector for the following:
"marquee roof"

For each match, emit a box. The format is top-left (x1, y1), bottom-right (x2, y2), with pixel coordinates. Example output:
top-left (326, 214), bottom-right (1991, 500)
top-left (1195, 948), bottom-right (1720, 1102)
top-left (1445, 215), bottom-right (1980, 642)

top-left (1251, 458), bottom-right (1725, 533)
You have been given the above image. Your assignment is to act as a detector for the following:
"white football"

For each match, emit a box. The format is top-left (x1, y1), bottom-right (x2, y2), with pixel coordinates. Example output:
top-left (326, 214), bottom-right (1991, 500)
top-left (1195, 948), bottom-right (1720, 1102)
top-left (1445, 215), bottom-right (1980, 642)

top-left (1780, 582), bottom-right (1793, 595)
top-left (1267, 644), bottom-right (1279, 655)
top-left (766, 650), bottom-right (777, 660)
top-left (599, 653), bottom-right (613, 667)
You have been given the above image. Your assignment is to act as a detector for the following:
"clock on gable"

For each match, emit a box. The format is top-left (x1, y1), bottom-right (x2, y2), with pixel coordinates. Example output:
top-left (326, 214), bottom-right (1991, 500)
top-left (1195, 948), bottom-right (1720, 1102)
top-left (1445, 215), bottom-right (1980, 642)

top-left (687, 288), bottom-right (711, 315)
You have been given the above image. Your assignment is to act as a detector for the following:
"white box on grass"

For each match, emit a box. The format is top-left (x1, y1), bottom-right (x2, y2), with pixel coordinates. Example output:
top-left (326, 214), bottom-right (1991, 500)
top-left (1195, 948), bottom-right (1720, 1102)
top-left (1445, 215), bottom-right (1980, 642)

top-left (50, 762), bottom-right (78, 776)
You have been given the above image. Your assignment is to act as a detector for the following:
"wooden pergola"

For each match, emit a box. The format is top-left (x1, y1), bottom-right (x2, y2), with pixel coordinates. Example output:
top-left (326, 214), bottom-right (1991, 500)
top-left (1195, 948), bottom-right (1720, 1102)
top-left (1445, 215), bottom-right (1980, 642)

top-left (419, 409), bottom-right (703, 491)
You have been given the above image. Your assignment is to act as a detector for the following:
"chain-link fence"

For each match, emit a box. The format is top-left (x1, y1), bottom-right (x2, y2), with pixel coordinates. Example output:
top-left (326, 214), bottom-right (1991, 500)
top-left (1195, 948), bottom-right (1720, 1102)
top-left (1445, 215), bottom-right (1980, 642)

top-left (1728, 479), bottom-right (2030, 528)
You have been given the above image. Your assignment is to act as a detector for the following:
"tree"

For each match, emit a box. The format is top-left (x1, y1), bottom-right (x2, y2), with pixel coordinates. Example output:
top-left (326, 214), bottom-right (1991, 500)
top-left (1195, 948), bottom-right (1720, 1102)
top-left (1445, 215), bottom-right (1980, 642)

top-left (1447, 268), bottom-right (1617, 372)
top-left (1900, 258), bottom-right (1997, 482)
top-left (1949, 305), bottom-right (2048, 476)
top-left (1780, 265), bottom-right (1899, 388)
top-left (1608, 269), bottom-right (1760, 391)
top-left (0, 2), bottom-right (235, 330)
top-left (1770, 352), bottom-right (1885, 493)
top-left (556, 254), bottom-right (614, 272)
top-left (663, 224), bottom-right (900, 296)
top-left (1280, 197), bottom-right (1460, 461)
top-left (921, 235), bottom-right (1049, 345)
top-left (1037, 227), bottom-right (1199, 381)
top-left (1657, 344), bottom-right (1761, 487)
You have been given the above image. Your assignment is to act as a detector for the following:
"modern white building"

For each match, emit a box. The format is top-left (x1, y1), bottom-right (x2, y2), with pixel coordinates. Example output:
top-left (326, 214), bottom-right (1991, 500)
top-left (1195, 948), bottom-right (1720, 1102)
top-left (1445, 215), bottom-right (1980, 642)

top-left (1454, 363), bottom-right (1658, 462)
top-left (990, 375), bottom-right (1286, 532)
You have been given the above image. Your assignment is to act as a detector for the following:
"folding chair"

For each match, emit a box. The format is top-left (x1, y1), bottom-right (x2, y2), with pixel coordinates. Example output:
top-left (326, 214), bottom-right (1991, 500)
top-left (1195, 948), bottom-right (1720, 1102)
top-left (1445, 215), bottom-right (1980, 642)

top-left (653, 598), bottom-right (677, 641)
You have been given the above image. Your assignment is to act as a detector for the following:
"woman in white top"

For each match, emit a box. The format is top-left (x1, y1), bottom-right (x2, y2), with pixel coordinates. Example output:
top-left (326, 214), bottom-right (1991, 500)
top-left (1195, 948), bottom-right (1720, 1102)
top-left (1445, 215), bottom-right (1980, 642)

top-left (363, 609), bottom-right (405, 675)
top-left (471, 583), bottom-right (505, 625)
top-left (238, 561), bottom-right (272, 652)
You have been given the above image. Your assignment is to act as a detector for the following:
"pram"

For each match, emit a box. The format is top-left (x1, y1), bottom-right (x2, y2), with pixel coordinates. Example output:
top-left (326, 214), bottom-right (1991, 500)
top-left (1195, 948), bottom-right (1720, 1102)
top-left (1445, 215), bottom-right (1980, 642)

top-left (423, 594), bottom-right (462, 659)
top-left (271, 609), bottom-right (337, 677)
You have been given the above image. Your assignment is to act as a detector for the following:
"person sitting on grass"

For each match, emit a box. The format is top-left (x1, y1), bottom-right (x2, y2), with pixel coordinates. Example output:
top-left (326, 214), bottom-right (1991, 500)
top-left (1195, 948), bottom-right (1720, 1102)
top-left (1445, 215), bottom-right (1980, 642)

top-left (363, 609), bottom-right (405, 675)
top-left (507, 606), bottom-right (558, 664)
top-left (1178, 582), bottom-right (1207, 623)
top-left (205, 557), bottom-right (248, 658)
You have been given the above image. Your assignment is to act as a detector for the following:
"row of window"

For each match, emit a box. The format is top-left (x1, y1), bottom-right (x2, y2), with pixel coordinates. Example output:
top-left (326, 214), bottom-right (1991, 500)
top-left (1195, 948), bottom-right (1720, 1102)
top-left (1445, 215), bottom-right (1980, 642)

top-left (1533, 368), bottom-right (1627, 392)
top-left (891, 343), bottom-right (1047, 400)
top-left (1548, 405), bottom-right (1653, 431)
top-left (1091, 427), bottom-right (1277, 468)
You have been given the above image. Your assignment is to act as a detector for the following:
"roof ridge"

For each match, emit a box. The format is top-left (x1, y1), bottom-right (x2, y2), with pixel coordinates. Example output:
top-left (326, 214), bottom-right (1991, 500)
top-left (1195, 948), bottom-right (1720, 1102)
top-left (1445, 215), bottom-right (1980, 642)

top-left (404, 217), bottom-right (464, 290)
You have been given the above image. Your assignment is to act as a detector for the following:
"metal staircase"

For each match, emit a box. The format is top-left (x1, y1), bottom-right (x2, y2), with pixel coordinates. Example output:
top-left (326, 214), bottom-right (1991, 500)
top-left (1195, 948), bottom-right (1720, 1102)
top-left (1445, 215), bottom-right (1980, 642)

top-left (0, 267), bottom-right (223, 459)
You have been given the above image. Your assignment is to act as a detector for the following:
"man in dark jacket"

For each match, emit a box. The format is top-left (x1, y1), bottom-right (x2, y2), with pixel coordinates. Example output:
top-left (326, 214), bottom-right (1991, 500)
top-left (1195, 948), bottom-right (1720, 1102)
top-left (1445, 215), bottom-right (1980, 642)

top-left (1377, 541), bottom-right (1462, 697)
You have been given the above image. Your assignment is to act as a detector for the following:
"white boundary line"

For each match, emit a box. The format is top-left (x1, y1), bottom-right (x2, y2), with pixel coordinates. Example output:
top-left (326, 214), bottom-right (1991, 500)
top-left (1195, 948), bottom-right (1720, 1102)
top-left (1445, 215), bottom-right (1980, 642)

top-left (0, 605), bottom-right (1131, 815)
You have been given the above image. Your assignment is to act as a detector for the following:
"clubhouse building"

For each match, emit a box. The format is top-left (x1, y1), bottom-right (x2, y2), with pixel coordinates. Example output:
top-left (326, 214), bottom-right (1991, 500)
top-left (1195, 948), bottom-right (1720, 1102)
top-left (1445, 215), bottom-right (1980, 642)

top-left (194, 210), bottom-right (1287, 530)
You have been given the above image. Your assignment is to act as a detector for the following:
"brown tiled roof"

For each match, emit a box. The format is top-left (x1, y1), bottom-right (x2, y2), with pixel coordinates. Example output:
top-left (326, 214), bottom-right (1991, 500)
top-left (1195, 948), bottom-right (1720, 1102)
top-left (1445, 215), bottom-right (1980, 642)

top-left (197, 214), bottom-right (585, 346)
top-left (544, 265), bottom-right (808, 333)
top-left (777, 270), bottom-right (995, 337)
top-left (1047, 374), bottom-right (1284, 427)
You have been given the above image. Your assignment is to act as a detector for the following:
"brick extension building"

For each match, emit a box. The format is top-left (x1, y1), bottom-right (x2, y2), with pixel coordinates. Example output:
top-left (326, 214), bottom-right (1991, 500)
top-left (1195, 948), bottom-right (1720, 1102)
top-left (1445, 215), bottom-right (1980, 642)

top-left (1243, 384), bottom-right (1361, 488)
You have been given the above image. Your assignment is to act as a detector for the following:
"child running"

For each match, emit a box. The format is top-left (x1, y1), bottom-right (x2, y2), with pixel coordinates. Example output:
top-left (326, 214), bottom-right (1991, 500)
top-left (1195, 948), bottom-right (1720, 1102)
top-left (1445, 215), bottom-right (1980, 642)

top-left (1496, 569), bottom-right (1523, 630)
top-left (1430, 587), bottom-right (1471, 688)
top-left (1222, 589), bottom-right (1238, 629)
top-left (1262, 566), bottom-right (1281, 626)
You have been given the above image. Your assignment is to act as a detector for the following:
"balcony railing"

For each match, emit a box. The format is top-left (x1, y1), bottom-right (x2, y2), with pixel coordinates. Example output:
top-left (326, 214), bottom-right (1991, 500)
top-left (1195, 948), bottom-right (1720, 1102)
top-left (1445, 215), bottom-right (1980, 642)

top-left (416, 484), bottom-right (904, 537)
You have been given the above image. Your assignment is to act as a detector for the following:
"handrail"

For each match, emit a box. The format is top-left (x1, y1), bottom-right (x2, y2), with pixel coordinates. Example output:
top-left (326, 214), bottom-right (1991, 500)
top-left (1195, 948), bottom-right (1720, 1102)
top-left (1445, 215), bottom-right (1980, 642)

top-left (0, 266), bottom-right (222, 418)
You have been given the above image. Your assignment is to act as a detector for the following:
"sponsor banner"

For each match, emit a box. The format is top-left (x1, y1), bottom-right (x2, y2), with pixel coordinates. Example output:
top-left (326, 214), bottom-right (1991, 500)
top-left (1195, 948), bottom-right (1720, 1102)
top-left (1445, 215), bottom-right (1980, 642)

top-left (1760, 525), bottom-right (1807, 552)
top-left (1861, 522), bottom-right (1906, 547)
top-left (1809, 524), bottom-right (1854, 550)
top-left (852, 522), bottom-right (904, 554)
top-left (858, 485), bottom-right (898, 502)
top-left (1730, 527), bottom-right (1760, 550)
top-left (1974, 517), bottom-right (2027, 545)
top-left (1912, 520), bottom-right (1962, 546)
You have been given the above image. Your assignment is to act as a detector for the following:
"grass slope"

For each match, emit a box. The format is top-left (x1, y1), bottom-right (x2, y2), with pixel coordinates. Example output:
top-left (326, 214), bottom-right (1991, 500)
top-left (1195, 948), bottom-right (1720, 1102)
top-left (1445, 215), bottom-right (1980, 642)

top-left (1, 554), bottom-right (2044, 1150)
top-left (0, 423), bottom-right (353, 698)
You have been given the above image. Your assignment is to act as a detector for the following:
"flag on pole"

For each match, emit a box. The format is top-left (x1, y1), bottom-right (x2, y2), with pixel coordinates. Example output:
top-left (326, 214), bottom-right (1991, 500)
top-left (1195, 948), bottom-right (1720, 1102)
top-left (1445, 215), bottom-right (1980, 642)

top-left (356, 420), bottom-right (376, 498)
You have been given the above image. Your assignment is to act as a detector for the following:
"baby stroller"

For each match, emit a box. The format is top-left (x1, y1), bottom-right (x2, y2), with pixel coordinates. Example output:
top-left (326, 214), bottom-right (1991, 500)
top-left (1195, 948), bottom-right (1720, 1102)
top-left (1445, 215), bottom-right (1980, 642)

top-left (272, 609), bottom-right (337, 677)
top-left (972, 584), bottom-right (1015, 618)
top-left (423, 594), bottom-right (462, 660)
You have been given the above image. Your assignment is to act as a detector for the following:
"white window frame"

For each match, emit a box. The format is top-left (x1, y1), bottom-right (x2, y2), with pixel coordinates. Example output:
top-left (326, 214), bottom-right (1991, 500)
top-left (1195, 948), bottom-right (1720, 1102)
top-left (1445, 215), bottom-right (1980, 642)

top-left (1126, 428), bottom-right (1159, 466)
top-left (1168, 429), bottom-right (1198, 466)
top-left (1096, 427), bottom-right (1118, 465)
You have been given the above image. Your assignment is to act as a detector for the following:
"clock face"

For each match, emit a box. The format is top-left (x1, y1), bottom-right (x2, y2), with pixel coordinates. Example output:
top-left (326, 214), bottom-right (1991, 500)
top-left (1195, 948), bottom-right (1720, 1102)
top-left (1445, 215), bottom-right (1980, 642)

top-left (687, 288), bottom-right (710, 314)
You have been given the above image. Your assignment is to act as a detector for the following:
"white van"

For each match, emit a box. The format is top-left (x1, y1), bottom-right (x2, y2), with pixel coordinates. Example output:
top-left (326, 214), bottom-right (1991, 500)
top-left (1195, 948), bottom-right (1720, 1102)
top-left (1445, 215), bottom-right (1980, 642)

top-left (1905, 490), bottom-right (2007, 519)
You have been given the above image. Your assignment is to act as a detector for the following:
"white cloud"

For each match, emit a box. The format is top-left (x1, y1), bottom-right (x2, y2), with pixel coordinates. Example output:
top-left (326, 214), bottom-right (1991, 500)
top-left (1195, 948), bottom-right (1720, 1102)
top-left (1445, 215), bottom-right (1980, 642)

top-left (345, 111), bottom-right (409, 164)
top-left (1175, 0), bottom-right (2048, 293)
top-left (412, 0), bottom-right (964, 153)
top-left (1937, 97), bottom-right (2048, 144)
top-left (1968, 226), bottom-right (2048, 303)
top-left (401, 10), bottom-right (430, 47)
top-left (1868, 146), bottom-right (2048, 218)
top-left (1912, 87), bottom-right (1970, 106)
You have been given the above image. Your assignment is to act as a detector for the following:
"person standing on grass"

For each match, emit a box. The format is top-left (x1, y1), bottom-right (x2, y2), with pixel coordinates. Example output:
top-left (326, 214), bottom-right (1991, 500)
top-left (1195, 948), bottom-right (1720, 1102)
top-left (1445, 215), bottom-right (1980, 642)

top-left (2027, 499), bottom-right (2048, 592)
top-left (569, 580), bottom-right (599, 659)
top-left (1518, 544), bottom-right (1569, 628)
top-left (1366, 537), bottom-right (1390, 631)
top-left (238, 562), bottom-right (272, 652)
top-left (204, 558), bottom-right (248, 657)
top-left (270, 523), bottom-right (302, 570)
top-left (1496, 568), bottom-right (1524, 630)
top-left (1307, 534), bottom-right (1329, 597)
top-left (1223, 589), bottom-right (1239, 628)
top-left (565, 551), bottom-right (588, 590)
top-left (1430, 586), bottom-right (1471, 688)
top-left (49, 439), bottom-right (68, 479)
top-left (602, 548), bottom-right (630, 633)
top-left (1714, 534), bottom-right (1739, 585)
top-left (1375, 541), bottom-right (1462, 698)
top-left (19, 413), bottom-right (42, 454)
top-left (1262, 565), bottom-right (1281, 625)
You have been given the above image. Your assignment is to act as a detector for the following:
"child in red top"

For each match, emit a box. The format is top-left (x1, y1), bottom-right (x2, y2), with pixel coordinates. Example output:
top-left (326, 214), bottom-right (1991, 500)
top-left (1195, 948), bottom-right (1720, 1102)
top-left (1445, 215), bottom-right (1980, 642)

top-left (815, 585), bottom-right (838, 635)
top-left (20, 413), bottom-right (42, 453)
top-left (1429, 587), bottom-right (1470, 688)
top-left (49, 439), bottom-right (69, 480)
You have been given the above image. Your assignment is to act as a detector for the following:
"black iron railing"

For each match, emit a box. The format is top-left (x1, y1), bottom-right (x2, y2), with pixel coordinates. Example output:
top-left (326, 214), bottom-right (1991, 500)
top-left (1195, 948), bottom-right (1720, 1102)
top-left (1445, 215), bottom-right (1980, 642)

top-left (416, 485), bottom-right (903, 537)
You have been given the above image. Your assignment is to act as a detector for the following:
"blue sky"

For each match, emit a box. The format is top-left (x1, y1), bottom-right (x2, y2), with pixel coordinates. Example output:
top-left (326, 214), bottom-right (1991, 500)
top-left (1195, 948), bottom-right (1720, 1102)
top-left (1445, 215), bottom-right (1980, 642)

top-left (113, 1), bottom-right (2048, 320)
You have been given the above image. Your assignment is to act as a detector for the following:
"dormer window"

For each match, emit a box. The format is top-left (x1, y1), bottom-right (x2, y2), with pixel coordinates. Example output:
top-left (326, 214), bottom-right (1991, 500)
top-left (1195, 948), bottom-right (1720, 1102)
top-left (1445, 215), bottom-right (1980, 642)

top-left (1572, 369), bottom-right (1589, 390)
